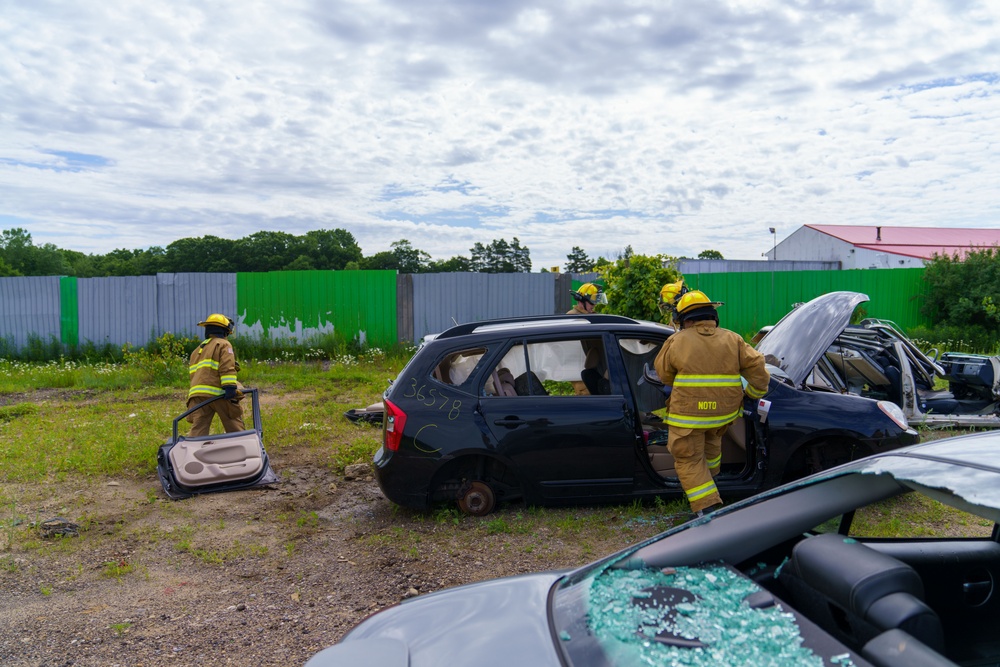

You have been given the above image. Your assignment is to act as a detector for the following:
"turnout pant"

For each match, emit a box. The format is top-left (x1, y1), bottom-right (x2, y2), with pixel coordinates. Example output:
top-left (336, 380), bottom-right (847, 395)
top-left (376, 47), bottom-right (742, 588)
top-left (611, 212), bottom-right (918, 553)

top-left (186, 396), bottom-right (245, 437)
top-left (667, 424), bottom-right (728, 512)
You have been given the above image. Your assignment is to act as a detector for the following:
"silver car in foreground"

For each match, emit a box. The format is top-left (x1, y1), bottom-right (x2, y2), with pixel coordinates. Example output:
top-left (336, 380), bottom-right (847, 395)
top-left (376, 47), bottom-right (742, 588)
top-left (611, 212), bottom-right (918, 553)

top-left (307, 431), bottom-right (1000, 667)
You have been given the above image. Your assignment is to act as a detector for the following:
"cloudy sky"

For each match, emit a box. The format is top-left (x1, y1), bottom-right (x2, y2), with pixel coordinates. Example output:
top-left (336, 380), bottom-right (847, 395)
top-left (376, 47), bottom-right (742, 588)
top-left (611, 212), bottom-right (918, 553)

top-left (2, 1), bottom-right (999, 271)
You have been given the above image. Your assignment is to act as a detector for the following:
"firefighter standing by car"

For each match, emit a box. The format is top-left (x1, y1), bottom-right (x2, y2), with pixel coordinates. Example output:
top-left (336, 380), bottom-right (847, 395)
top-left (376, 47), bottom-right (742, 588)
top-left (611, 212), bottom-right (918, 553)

top-left (566, 282), bottom-right (607, 315)
top-left (658, 279), bottom-right (688, 327)
top-left (654, 291), bottom-right (770, 515)
top-left (187, 314), bottom-right (244, 436)
top-left (567, 283), bottom-right (608, 395)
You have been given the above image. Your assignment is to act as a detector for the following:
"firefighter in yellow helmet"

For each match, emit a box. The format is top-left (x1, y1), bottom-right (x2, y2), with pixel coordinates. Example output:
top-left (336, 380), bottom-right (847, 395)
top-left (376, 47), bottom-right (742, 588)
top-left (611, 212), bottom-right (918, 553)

top-left (653, 291), bottom-right (770, 515)
top-left (567, 282), bottom-right (607, 315)
top-left (186, 314), bottom-right (244, 437)
top-left (658, 279), bottom-right (688, 327)
top-left (567, 282), bottom-right (609, 394)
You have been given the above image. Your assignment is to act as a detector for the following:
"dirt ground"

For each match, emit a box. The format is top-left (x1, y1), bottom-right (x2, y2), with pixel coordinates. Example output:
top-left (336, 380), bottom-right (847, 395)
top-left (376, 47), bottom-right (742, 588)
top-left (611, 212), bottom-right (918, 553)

top-left (0, 442), bottom-right (672, 667)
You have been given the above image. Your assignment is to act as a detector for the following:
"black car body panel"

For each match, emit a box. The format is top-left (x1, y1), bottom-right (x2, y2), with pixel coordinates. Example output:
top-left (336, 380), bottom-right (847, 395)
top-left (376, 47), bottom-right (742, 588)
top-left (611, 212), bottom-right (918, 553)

top-left (374, 310), bottom-right (918, 514)
top-left (309, 432), bottom-right (1000, 667)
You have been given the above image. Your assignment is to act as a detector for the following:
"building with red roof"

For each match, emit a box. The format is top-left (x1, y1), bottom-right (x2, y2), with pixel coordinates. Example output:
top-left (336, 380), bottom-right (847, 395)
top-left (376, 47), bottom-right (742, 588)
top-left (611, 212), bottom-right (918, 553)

top-left (765, 225), bottom-right (1000, 269)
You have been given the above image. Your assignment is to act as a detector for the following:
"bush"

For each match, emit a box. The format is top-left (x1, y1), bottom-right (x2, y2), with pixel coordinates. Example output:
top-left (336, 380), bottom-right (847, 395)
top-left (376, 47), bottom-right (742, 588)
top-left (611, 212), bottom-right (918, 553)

top-left (122, 333), bottom-right (191, 386)
top-left (598, 253), bottom-right (682, 322)
top-left (921, 248), bottom-right (1000, 342)
top-left (907, 324), bottom-right (996, 355)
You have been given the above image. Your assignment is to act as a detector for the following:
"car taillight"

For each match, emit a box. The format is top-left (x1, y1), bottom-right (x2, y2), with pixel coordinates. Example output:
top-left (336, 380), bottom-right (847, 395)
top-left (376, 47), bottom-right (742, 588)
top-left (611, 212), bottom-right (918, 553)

top-left (384, 398), bottom-right (407, 452)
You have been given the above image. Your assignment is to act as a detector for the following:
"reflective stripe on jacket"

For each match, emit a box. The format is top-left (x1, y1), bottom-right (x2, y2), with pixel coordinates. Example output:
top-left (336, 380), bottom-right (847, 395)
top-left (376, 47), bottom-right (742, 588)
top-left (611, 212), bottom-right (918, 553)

top-left (654, 321), bottom-right (770, 429)
top-left (188, 337), bottom-right (239, 400)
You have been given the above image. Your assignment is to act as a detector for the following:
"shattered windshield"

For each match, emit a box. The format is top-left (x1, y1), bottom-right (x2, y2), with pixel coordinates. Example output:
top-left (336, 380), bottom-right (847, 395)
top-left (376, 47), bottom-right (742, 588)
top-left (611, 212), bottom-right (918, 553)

top-left (562, 563), bottom-right (828, 666)
top-left (553, 435), bottom-right (1000, 666)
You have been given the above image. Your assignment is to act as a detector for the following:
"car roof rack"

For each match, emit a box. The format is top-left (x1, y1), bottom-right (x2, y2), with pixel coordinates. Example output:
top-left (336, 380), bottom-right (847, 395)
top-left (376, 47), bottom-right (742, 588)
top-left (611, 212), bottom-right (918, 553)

top-left (435, 313), bottom-right (640, 340)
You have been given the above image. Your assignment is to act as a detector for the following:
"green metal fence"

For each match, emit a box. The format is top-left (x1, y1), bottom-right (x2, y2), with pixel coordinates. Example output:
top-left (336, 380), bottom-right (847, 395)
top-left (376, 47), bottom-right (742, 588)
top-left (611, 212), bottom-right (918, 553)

top-left (686, 268), bottom-right (930, 337)
top-left (236, 270), bottom-right (398, 347)
top-left (11, 268), bottom-right (932, 355)
top-left (59, 276), bottom-right (79, 348)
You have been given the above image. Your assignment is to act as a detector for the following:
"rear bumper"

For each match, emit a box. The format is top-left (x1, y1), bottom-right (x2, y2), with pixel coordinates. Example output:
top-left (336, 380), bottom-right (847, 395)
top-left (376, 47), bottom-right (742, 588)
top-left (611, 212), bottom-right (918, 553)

top-left (372, 447), bottom-right (433, 510)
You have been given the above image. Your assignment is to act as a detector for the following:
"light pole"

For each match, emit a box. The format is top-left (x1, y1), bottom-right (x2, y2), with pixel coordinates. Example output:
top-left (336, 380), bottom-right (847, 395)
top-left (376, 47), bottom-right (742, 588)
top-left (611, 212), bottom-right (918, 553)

top-left (768, 227), bottom-right (776, 319)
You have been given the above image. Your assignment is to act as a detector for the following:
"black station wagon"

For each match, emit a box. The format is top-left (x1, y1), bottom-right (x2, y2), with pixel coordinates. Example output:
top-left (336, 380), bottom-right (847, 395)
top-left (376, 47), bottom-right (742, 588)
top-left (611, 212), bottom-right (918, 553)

top-left (375, 292), bottom-right (919, 515)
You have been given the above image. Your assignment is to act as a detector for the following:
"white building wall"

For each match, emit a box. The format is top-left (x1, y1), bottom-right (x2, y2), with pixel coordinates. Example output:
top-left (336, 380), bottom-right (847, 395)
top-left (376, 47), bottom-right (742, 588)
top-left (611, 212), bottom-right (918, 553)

top-left (769, 227), bottom-right (853, 264)
top-left (769, 227), bottom-right (926, 269)
top-left (852, 248), bottom-right (925, 269)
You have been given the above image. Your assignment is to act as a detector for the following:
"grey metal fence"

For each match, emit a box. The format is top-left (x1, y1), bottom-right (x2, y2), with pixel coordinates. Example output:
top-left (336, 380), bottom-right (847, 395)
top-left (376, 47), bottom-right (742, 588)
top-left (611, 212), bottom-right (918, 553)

top-left (156, 273), bottom-right (237, 339)
top-left (408, 272), bottom-right (562, 342)
top-left (0, 276), bottom-right (61, 348)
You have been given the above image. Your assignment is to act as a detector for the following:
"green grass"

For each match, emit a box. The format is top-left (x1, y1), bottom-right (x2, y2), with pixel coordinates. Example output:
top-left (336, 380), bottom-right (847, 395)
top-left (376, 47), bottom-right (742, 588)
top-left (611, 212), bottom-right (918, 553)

top-left (2, 345), bottom-right (988, 556)
top-left (0, 352), bottom-right (404, 483)
top-left (101, 558), bottom-right (138, 580)
top-left (110, 621), bottom-right (131, 636)
top-left (851, 493), bottom-right (994, 538)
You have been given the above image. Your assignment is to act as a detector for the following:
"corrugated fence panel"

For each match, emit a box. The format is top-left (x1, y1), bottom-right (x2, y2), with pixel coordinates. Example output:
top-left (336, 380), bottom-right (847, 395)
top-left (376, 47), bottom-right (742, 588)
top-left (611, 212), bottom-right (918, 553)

top-left (411, 273), bottom-right (558, 341)
top-left (397, 274), bottom-right (414, 344)
top-left (60, 277), bottom-right (79, 347)
top-left (323, 270), bottom-right (396, 347)
top-left (156, 273), bottom-right (237, 338)
top-left (236, 270), bottom-right (397, 347)
top-left (679, 259), bottom-right (841, 274)
top-left (0, 268), bottom-right (935, 353)
top-left (77, 276), bottom-right (159, 347)
top-left (689, 268), bottom-right (930, 337)
top-left (849, 268), bottom-right (930, 330)
top-left (0, 276), bottom-right (62, 347)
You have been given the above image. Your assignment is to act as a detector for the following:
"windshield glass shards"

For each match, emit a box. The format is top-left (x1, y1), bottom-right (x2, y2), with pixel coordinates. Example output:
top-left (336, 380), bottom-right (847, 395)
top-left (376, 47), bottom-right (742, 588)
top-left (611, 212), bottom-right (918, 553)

top-left (564, 563), bottom-right (829, 667)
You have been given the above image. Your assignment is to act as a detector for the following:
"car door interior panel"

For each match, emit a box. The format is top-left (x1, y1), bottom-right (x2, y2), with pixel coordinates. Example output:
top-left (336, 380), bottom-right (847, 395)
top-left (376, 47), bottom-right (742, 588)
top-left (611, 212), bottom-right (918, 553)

top-left (169, 431), bottom-right (265, 486)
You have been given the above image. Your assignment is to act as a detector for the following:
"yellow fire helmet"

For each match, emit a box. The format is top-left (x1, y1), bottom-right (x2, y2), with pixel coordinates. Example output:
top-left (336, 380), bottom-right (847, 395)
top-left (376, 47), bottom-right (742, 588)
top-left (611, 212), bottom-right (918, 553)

top-left (570, 282), bottom-right (608, 306)
top-left (658, 279), bottom-right (688, 315)
top-left (198, 313), bottom-right (235, 334)
top-left (676, 290), bottom-right (724, 322)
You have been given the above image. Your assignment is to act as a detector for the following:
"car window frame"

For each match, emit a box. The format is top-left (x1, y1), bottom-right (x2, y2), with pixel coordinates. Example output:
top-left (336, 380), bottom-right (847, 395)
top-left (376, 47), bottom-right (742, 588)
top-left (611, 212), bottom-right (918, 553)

top-left (481, 332), bottom-right (618, 398)
top-left (428, 346), bottom-right (490, 391)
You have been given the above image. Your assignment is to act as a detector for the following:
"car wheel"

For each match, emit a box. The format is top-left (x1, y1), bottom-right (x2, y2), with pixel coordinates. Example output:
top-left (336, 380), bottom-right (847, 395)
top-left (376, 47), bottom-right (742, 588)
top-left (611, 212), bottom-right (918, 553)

top-left (457, 480), bottom-right (496, 516)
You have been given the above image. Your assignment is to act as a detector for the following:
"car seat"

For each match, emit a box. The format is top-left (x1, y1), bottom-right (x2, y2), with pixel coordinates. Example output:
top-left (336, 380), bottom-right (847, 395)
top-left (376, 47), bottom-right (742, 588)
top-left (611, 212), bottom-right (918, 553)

top-left (514, 371), bottom-right (548, 396)
top-left (490, 368), bottom-right (517, 397)
top-left (581, 368), bottom-right (611, 395)
top-left (780, 533), bottom-right (944, 654)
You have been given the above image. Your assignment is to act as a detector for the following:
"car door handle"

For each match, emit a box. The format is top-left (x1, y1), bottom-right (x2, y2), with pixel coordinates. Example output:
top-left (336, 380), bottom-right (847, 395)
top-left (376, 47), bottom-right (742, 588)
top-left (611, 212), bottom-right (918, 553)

top-left (494, 418), bottom-right (526, 428)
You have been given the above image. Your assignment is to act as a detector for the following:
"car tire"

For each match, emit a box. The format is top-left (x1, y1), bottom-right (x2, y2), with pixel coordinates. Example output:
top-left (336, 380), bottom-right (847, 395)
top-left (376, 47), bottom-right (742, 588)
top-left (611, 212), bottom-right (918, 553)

top-left (457, 480), bottom-right (496, 516)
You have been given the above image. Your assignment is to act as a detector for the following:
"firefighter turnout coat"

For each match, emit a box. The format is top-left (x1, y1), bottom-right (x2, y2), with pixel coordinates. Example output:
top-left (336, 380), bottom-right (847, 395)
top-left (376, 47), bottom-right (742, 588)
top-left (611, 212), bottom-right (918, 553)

top-left (188, 337), bottom-right (240, 399)
top-left (654, 321), bottom-right (770, 429)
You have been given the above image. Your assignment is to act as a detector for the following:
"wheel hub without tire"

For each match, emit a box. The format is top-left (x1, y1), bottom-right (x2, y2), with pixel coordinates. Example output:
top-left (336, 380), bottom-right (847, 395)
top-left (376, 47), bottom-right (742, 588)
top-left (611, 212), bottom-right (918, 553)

top-left (457, 480), bottom-right (496, 516)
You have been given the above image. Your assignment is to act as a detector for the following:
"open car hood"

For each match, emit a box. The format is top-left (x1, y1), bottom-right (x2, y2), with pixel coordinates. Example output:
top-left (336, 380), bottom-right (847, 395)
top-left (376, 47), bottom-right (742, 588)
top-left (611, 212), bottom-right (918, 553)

top-left (756, 291), bottom-right (869, 385)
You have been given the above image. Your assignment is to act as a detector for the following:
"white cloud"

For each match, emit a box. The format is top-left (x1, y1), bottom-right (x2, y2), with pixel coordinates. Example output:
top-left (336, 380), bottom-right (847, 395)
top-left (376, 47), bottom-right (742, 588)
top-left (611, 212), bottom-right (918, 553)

top-left (1, 0), bottom-right (999, 270)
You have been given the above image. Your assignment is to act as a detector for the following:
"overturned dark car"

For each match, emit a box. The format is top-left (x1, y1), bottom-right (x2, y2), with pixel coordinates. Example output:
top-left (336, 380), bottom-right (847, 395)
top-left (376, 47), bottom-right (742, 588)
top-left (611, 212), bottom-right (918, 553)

top-left (373, 293), bottom-right (918, 515)
top-left (759, 291), bottom-right (1000, 428)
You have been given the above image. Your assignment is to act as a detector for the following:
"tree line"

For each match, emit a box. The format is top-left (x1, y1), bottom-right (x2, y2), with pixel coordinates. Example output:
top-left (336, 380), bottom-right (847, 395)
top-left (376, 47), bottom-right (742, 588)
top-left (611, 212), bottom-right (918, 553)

top-left (0, 228), bottom-right (535, 277)
top-left (0, 227), bottom-right (725, 278)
